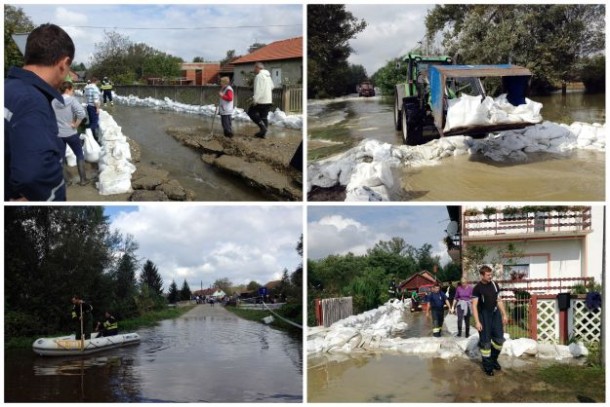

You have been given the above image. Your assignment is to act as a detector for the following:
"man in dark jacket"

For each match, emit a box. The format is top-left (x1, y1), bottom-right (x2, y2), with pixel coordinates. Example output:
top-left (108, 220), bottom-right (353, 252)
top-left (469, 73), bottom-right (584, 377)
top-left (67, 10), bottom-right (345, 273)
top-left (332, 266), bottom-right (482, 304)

top-left (4, 24), bottom-right (75, 201)
top-left (71, 295), bottom-right (93, 340)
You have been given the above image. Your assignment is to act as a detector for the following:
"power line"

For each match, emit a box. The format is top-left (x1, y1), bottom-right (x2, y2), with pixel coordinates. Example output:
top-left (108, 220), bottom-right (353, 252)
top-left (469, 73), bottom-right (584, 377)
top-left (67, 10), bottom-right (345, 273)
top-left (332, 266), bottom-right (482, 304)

top-left (62, 24), bottom-right (300, 31)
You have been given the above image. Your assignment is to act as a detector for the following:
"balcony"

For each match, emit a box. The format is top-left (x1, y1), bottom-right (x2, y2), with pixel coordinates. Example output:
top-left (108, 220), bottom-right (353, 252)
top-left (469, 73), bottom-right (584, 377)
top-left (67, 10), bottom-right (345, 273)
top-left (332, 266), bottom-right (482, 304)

top-left (463, 206), bottom-right (592, 240)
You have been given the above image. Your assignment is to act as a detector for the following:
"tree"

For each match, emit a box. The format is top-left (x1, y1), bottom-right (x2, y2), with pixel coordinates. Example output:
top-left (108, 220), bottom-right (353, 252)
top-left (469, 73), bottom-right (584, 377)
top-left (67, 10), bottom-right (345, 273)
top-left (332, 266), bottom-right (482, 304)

top-left (213, 278), bottom-right (233, 295)
top-left (112, 236), bottom-right (139, 319)
top-left (192, 56), bottom-right (205, 62)
top-left (167, 280), bottom-right (179, 304)
top-left (142, 51), bottom-right (182, 80)
top-left (4, 5), bottom-right (35, 74)
top-left (308, 4), bottom-right (367, 98)
top-left (220, 49), bottom-right (236, 66)
top-left (4, 207), bottom-right (114, 336)
top-left (579, 54), bottom-right (605, 93)
top-left (462, 244), bottom-right (490, 280)
top-left (425, 4), bottom-right (605, 94)
top-left (247, 280), bottom-right (262, 291)
top-left (180, 279), bottom-right (192, 301)
top-left (140, 260), bottom-right (164, 296)
top-left (248, 42), bottom-right (267, 54)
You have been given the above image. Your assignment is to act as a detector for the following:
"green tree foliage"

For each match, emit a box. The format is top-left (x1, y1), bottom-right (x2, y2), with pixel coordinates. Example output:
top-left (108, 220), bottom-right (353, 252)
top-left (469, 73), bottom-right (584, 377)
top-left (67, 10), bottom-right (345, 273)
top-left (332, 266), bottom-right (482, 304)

top-left (180, 280), bottom-right (192, 301)
top-left (142, 51), bottom-right (183, 80)
top-left (4, 207), bottom-right (132, 337)
top-left (140, 259), bottom-right (164, 296)
top-left (111, 236), bottom-right (139, 319)
top-left (425, 4), bottom-right (605, 94)
top-left (308, 239), bottom-right (453, 322)
top-left (220, 49), bottom-right (236, 66)
top-left (89, 31), bottom-right (183, 84)
top-left (248, 42), bottom-right (267, 53)
top-left (462, 244), bottom-right (490, 280)
top-left (167, 280), bottom-right (179, 304)
top-left (371, 58), bottom-right (407, 96)
top-left (246, 280), bottom-right (262, 291)
top-left (579, 55), bottom-right (605, 93)
top-left (308, 4), bottom-right (367, 98)
top-left (192, 56), bottom-right (205, 62)
top-left (4, 5), bottom-right (35, 75)
top-left (213, 278), bottom-right (233, 295)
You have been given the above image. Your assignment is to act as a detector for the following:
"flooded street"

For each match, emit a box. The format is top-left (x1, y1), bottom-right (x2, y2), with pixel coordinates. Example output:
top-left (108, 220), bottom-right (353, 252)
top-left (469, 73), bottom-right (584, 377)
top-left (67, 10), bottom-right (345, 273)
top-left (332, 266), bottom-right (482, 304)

top-left (308, 93), bottom-right (605, 201)
top-left (5, 305), bottom-right (302, 402)
top-left (106, 105), bottom-right (269, 201)
top-left (308, 311), bottom-right (599, 403)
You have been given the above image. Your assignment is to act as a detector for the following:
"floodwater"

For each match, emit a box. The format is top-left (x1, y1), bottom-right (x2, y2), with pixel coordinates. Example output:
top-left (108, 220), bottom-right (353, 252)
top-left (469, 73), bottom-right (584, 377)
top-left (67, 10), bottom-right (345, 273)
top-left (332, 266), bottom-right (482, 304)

top-left (307, 311), bottom-right (598, 403)
top-left (105, 105), bottom-right (270, 201)
top-left (308, 93), bottom-right (605, 201)
top-left (5, 306), bottom-right (302, 403)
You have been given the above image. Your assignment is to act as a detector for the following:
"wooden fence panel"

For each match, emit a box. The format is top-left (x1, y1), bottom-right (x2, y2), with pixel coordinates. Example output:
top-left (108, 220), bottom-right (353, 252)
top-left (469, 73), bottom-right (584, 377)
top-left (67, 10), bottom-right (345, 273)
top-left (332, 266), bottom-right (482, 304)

top-left (321, 297), bottom-right (353, 327)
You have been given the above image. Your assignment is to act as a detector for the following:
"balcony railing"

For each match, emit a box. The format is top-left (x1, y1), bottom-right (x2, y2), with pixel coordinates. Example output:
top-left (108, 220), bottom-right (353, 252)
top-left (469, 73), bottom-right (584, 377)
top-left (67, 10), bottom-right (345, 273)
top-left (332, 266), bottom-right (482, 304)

top-left (463, 208), bottom-right (592, 237)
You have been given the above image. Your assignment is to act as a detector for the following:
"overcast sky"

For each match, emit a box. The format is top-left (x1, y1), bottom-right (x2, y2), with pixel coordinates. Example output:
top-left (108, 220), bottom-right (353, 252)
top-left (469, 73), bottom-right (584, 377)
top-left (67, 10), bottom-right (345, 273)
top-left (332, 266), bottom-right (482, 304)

top-left (345, 4), bottom-right (434, 76)
top-left (15, 4), bottom-right (303, 65)
top-left (105, 206), bottom-right (302, 292)
top-left (308, 206), bottom-right (452, 265)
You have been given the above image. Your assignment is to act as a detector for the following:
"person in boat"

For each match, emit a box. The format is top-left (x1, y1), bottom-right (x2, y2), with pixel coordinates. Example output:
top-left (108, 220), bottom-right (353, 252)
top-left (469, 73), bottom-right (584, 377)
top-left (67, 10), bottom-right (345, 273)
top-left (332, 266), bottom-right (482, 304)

top-left (95, 311), bottom-right (118, 337)
top-left (424, 283), bottom-right (453, 337)
top-left (71, 295), bottom-right (93, 339)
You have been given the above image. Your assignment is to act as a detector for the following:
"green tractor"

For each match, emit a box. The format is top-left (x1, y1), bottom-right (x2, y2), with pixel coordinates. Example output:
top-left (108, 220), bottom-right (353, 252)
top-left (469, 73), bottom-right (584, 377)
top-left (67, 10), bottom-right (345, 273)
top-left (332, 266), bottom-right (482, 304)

top-left (394, 53), bottom-right (538, 145)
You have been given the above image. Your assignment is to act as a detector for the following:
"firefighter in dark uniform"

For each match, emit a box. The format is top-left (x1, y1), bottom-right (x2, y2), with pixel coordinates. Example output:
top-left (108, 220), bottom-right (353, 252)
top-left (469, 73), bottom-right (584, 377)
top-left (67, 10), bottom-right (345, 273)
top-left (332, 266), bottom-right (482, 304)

top-left (425, 283), bottom-right (453, 337)
top-left (71, 295), bottom-right (93, 340)
top-left (95, 311), bottom-right (118, 337)
top-left (471, 265), bottom-right (508, 376)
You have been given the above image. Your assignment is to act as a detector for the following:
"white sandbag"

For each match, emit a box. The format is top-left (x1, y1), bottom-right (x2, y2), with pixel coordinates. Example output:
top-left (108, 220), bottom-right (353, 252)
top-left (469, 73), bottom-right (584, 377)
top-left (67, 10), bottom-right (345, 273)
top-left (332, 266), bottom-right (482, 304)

top-left (65, 144), bottom-right (77, 167)
top-left (97, 167), bottom-right (132, 195)
top-left (82, 129), bottom-right (101, 163)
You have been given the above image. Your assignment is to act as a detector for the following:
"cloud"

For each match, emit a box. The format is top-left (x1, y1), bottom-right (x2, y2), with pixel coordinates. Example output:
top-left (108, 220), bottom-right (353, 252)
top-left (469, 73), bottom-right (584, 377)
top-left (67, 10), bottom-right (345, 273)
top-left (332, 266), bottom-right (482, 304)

top-left (109, 206), bottom-right (302, 291)
top-left (345, 4), bottom-right (433, 75)
top-left (308, 215), bottom-right (390, 259)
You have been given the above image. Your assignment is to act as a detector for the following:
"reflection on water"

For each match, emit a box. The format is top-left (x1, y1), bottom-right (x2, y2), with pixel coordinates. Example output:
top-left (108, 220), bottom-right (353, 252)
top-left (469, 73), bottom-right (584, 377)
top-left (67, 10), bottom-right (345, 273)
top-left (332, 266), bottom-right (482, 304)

top-left (5, 307), bottom-right (302, 402)
top-left (308, 312), bottom-right (596, 403)
top-left (531, 92), bottom-right (605, 124)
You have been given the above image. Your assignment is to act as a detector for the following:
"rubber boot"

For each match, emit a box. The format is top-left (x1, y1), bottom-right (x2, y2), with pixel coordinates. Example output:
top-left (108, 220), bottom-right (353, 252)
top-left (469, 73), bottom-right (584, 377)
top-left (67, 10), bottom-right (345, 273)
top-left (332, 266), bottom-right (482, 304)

top-left (93, 127), bottom-right (102, 143)
top-left (262, 118), bottom-right (269, 129)
top-left (491, 346), bottom-right (502, 371)
top-left (77, 159), bottom-right (90, 186)
top-left (457, 329), bottom-right (462, 337)
top-left (254, 121), bottom-right (267, 138)
top-left (465, 323), bottom-right (470, 338)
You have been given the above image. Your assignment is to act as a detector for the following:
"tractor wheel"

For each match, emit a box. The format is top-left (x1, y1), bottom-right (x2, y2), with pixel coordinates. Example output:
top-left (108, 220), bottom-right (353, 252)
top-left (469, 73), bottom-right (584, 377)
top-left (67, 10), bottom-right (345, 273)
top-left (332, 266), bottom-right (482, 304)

top-left (402, 102), bottom-right (425, 146)
top-left (394, 94), bottom-right (402, 131)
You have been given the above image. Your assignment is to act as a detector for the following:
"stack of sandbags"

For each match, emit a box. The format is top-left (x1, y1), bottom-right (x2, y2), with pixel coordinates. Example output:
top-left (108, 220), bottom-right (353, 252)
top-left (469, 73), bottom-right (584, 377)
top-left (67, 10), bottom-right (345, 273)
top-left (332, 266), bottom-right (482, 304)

top-left (96, 110), bottom-right (136, 195)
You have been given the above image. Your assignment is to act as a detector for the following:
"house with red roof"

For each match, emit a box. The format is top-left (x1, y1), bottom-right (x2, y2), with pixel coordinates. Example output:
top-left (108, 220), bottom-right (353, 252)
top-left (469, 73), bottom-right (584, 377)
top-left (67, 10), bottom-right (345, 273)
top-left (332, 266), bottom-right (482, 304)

top-left (231, 37), bottom-right (303, 88)
top-left (180, 62), bottom-right (221, 85)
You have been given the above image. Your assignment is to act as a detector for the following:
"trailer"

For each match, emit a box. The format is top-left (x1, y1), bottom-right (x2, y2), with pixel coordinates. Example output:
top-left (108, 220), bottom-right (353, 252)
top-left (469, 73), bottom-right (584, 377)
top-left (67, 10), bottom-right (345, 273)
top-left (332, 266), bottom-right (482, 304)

top-left (394, 54), bottom-right (542, 145)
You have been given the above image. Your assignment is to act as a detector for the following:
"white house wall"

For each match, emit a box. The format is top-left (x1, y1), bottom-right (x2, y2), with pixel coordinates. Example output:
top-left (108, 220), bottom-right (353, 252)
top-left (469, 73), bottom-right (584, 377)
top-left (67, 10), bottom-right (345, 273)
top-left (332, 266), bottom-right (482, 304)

top-left (586, 206), bottom-right (604, 284)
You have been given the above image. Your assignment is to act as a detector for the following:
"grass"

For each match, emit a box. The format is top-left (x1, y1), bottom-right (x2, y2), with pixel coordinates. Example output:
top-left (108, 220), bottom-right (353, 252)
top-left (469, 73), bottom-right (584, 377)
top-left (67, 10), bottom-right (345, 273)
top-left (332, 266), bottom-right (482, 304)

top-left (5, 305), bottom-right (196, 349)
top-left (225, 306), bottom-right (302, 334)
top-left (536, 364), bottom-right (605, 402)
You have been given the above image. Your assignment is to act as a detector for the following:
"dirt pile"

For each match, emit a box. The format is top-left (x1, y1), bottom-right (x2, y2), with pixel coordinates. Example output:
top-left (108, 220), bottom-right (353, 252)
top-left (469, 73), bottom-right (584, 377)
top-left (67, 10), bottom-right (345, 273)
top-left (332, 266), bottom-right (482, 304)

top-left (167, 126), bottom-right (303, 201)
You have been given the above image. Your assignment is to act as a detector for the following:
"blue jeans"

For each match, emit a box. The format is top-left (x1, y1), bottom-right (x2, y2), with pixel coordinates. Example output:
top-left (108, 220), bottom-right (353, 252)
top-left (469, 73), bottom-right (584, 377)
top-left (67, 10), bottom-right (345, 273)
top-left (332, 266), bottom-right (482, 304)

top-left (86, 105), bottom-right (99, 130)
top-left (61, 133), bottom-right (84, 160)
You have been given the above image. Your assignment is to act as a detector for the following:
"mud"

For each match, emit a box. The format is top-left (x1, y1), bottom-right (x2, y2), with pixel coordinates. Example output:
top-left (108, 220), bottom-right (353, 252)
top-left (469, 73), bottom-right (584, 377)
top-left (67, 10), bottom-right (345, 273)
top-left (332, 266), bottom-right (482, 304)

top-left (167, 127), bottom-right (303, 201)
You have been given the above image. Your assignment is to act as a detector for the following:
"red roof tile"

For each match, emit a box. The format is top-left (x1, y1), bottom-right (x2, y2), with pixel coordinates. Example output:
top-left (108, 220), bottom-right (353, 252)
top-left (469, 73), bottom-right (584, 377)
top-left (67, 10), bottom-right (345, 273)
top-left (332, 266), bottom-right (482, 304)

top-left (232, 37), bottom-right (302, 65)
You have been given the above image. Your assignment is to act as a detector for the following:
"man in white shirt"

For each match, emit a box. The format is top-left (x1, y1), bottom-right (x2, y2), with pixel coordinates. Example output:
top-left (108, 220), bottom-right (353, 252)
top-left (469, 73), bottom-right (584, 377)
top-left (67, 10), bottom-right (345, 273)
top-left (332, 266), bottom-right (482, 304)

top-left (247, 62), bottom-right (274, 138)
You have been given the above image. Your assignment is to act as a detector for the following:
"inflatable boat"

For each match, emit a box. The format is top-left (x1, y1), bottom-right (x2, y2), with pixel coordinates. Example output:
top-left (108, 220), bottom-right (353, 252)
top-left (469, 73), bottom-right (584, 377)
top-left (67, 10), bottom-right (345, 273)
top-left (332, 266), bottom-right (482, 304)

top-left (32, 332), bottom-right (140, 356)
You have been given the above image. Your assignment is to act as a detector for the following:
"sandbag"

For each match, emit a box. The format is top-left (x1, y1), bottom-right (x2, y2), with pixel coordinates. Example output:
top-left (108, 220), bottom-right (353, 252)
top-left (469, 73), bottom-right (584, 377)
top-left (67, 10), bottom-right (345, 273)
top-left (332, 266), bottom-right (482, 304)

top-left (82, 129), bottom-right (101, 163)
top-left (65, 144), bottom-right (77, 167)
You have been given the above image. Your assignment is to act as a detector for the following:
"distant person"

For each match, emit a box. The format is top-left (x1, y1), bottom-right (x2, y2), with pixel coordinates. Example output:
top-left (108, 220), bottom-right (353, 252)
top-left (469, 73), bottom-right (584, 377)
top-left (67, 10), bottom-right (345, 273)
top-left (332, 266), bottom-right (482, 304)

top-left (4, 23), bottom-right (75, 201)
top-left (410, 290), bottom-right (420, 312)
top-left (452, 278), bottom-right (473, 337)
top-left (424, 283), bottom-right (452, 337)
top-left (218, 76), bottom-right (234, 138)
top-left (472, 265), bottom-right (508, 376)
top-left (247, 62), bottom-right (274, 138)
top-left (52, 81), bottom-right (88, 186)
top-left (84, 79), bottom-right (101, 142)
top-left (95, 311), bottom-right (118, 337)
top-left (448, 281), bottom-right (457, 308)
top-left (100, 76), bottom-right (114, 105)
top-left (71, 295), bottom-right (93, 340)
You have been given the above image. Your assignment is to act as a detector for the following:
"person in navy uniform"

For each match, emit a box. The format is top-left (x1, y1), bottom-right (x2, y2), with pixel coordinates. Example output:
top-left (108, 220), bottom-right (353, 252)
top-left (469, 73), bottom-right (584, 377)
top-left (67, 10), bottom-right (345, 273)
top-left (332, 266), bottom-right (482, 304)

top-left (471, 265), bottom-right (508, 376)
top-left (425, 283), bottom-right (453, 337)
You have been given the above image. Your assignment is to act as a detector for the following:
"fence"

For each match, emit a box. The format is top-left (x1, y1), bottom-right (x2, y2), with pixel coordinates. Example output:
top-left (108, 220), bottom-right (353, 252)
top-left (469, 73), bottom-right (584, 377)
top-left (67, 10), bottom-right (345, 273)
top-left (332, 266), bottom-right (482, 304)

top-left (114, 84), bottom-right (303, 113)
top-left (314, 297), bottom-right (353, 327)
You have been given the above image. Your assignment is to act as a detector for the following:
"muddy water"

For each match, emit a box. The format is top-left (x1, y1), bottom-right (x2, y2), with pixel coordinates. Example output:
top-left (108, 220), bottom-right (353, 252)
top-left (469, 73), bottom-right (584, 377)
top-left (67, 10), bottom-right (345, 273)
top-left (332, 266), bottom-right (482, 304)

top-left (102, 105), bottom-right (269, 201)
top-left (308, 93), bottom-right (605, 201)
top-left (307, 311), bottom-right (592, 403)
top-left (5, 306), bottom-right (302, 402)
